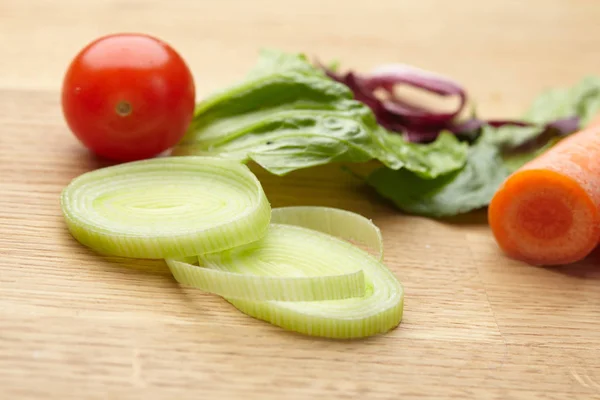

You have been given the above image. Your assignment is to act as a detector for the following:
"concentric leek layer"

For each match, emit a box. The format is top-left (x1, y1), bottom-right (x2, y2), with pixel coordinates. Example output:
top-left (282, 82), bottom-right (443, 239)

top-left (60, 156), bottom-right (271, 259)
top-left (163, 206), bottom-right (385, 303)
top-left (166, 253), bottom-right (365, 302)
top-left (205, 221), bottom-right (403, 339)
top-left (271, 206), bottom-right (384, 261)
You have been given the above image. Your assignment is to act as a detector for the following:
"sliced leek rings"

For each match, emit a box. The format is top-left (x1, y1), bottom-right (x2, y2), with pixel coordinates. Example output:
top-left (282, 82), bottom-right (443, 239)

top-left (60, 156), bottom-right (404, 339)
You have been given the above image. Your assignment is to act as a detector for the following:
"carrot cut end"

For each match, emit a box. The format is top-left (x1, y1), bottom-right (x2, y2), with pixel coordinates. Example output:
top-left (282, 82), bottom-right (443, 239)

top-left (489, 169), bottom-right (600, 266)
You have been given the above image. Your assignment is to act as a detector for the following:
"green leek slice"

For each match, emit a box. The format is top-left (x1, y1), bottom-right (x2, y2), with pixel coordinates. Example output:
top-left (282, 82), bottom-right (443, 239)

top-left (60, 156), bottom-right (271, 259)
top-left (164, 206), bottom-right (383, 302)
top-left (270, 206), bottom-right (384, 261)
top-left (218, 222), bottom-right (403, 339)
top-left (178, 205), bottom-right (402, 339)
top-left (165, 257), bottom-right (366, 301)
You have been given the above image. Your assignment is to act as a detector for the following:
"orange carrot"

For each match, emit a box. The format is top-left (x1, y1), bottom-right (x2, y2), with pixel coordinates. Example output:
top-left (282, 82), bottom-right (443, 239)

top-left (488, 121), bottom-right (600, 266)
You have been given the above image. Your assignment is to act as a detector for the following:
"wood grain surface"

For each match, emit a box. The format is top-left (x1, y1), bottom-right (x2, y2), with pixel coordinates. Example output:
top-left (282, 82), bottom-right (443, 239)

top-left (1, 1), bottom-right (600, 399)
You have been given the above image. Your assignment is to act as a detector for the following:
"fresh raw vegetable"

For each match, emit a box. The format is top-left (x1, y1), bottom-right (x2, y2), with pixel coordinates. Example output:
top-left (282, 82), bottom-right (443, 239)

top-left (60, 156), bottom-right (271, 259)
top-left (165, 206), bottom-right (386, 302)
top-left (170, 49), bottom-right (600, 218)
top-left (173, 49), bottom-right (468, 179)
top-left (167, 218), bottom-right (403, 339)
top-left (365, 77), bottom-right (600, 217)
top-left (324, 62), bottom-right (581, 145)
top-left (270, 205), bottom-right (384, 260)
top-left (60, 156), bottom-right (404, 337)
top-left (165, 256), bottom-right (366, 302)
top-left (364, 125), bottom-right (554, 218)
top-left (522, 76), bottom-right (600, 128)
top-left (367, 131), bottom-right (509, 218)
top-left (323, 62), bottom-right (469, 143)
top-left (61, 33), bottom-right (196, 161)
top-left (488, 121), bottom-right (600, 266)
top-left (218, 224), bottom-right (403, 339)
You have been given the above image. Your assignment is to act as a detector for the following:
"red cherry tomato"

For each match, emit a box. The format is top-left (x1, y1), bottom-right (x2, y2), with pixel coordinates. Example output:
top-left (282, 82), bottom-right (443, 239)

top-left (61, 33), bottom-right (196, 161)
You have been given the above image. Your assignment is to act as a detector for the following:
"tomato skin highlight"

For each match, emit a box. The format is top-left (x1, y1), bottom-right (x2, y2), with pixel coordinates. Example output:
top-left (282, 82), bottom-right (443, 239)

top-left (61, 33), bottom-right (196, 161)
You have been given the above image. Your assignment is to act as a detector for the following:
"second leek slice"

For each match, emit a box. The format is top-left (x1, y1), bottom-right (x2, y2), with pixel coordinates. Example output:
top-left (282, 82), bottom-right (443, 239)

top-left (165, 256), bottom-right (366, 301)
top-left (164, 206), bottom-right (383, 302)
top-left (205, 220), bottom-right (404, 339)
top-left (271, 206), bottom-right (384, 261)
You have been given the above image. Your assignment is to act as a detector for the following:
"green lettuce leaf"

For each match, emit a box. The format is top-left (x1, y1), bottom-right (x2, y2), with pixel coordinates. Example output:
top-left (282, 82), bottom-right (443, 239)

top-left (523, 76), bottom-right (600, 127)
top-left (174, 49), bottom-right (468, 178)
top-left (366, 135), bottom-right (508, 217)
top-left (484, 124), bottom-right (545, 149)
top-left (501, 138), bottom-right (559, 174)
top-left (366, 76), bottom-right (600, 217)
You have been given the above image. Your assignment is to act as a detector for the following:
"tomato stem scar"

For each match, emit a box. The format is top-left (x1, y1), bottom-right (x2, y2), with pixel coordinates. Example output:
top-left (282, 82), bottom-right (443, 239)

top-left (115, 100), bottom-right (132, 117)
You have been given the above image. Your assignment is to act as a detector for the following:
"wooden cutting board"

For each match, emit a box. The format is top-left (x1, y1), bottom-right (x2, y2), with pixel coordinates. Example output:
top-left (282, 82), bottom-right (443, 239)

top-left (1, 1), bottom-right (599, 399)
